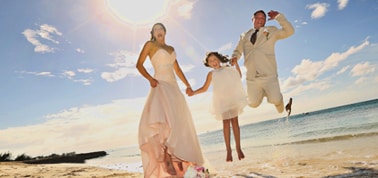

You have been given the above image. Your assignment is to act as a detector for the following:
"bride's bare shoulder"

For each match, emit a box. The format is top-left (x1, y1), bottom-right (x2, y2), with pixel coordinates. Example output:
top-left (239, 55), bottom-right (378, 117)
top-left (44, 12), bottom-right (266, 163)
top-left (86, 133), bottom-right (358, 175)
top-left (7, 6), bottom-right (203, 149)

top-left (168, 45), bottom-right (174, 51)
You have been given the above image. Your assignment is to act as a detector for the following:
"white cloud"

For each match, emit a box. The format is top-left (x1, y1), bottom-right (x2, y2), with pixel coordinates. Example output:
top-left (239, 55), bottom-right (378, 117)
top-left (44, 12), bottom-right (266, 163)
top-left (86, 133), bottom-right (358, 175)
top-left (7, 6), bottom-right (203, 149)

top-left (101, 50), bottom-right (140, 82)
top-left (294, 20), bottom-right (308, 28)
top-left (337, 0), bottom-right (348, 10)
top-left (39, 24), bottom-right (62, 43)
top-left (17, 71), bottom-right (55, 77)
top-left (77, 68), bottom-right (94, 73)
top-left (355, 77), bottom-right (366, 84)
top-left (73, 79), bottom-right (93, 86)
top-left (284, 80), bottom-right (331, 98)
top-left (350, 62), bottom-right (376, 77)
top-left (320, 41), bottom-right (369, 73)
top-left (336, 65), bottom-right (350, 75)
top-left (37, 72), bottom-right (54, 77)
top-left (16, 70), bottom-right (92, 85)
top-left (102, 68), bottom-right (136, 82)
top-left (282, 40), bottom-right (370, 93)
top-left (22, 24), bottom-right (62, 53)
top-left (63, 70), bottom-right (76, 79)
top-left (62, 70), bottom-right (93, 85)
top-left (306, 3), bottom-right (330, 19)
top-left (293, 59), bottom-right (322, 81)
top-left (76, 48), bottom-right (85, 53)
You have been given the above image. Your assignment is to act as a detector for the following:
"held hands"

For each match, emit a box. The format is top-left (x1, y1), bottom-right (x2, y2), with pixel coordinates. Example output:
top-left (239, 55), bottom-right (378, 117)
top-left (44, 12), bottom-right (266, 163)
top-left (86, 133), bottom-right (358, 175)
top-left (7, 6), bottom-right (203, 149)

top-left (230, 56), bottom-right (238, 66)
top-left (267, 10), bottom-right (279, 21)
top-left (186, 87), bottom-right (194, 96)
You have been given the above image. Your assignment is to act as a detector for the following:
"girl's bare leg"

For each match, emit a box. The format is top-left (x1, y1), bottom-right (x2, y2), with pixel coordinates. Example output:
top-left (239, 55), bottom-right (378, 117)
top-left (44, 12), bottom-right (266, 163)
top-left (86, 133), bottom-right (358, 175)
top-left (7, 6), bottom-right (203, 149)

top-left (231, 117), bottom-right (245, 160)
top-left (223, 119), bottom-right (232, 162)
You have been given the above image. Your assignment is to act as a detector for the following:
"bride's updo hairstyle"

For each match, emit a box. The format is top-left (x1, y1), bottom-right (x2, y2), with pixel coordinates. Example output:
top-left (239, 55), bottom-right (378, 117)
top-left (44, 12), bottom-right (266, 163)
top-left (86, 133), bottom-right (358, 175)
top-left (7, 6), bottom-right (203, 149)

top-left (150, 23), bottom-right (166, 41)
top-left (203, 52), bottom-right (231, 67)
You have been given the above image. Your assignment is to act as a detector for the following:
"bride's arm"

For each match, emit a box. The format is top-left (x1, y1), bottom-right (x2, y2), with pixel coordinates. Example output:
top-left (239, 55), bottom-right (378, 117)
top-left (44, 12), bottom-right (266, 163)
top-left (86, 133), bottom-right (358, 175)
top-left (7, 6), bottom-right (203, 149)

top-left (136, 41), bottom-right (158, 87)
top-left (173, 59), bottom-right (191, 89)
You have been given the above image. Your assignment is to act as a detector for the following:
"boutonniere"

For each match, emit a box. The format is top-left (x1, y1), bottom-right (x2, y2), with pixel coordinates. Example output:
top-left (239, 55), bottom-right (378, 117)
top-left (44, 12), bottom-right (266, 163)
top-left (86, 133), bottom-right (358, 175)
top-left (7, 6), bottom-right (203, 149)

top-left (263, 28), bottom-right (269, 40)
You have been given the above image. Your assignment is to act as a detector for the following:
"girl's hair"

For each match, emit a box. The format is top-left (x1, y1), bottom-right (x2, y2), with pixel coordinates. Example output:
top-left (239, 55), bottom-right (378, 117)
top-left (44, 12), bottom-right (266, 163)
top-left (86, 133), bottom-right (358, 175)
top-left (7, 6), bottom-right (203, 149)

top-left (150, 23), bottom-right (166, 41)
top-left (203, 52), bottom-right (230, 67)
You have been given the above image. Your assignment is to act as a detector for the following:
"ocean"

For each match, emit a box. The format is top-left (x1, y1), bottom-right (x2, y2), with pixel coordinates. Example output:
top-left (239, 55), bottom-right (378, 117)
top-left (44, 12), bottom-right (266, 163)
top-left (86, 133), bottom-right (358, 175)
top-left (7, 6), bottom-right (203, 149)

top-left (86, 98), bottom-right (378, 172)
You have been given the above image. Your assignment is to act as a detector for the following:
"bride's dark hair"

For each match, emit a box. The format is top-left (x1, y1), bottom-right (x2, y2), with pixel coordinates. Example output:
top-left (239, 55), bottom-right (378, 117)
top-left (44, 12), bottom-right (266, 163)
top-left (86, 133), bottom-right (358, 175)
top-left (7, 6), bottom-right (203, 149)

top-left (203, 52), bottom-right (230, 67)
top-left (150, 23), bottom-right (166, 41)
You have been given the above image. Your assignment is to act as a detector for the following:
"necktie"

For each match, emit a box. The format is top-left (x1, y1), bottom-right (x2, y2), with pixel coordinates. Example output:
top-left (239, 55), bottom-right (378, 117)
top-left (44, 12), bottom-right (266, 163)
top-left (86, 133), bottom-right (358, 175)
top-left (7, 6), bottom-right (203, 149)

top-left (250, 29), bottom-right (259, 45)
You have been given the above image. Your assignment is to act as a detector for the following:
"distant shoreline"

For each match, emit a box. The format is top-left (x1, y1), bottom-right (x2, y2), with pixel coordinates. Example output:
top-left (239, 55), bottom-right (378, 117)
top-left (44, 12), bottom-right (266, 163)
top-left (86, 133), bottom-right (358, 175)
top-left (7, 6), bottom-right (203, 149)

top-left (23, 151), bottom-right (107, 164)
top-left (1, 151), bottom-right (107, 165)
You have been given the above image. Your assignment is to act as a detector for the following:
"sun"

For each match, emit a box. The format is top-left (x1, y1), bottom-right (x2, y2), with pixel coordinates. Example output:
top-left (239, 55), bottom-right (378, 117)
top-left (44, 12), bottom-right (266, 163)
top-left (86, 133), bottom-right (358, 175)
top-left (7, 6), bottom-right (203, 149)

top-left (105, 0), bottom-right (169, 26)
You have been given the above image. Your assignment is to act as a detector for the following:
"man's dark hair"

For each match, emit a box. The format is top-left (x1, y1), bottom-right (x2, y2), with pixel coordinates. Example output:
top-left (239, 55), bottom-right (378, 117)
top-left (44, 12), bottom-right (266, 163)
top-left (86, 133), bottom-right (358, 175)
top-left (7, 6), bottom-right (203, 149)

top-left (254, 10), bottom-right (266, 18)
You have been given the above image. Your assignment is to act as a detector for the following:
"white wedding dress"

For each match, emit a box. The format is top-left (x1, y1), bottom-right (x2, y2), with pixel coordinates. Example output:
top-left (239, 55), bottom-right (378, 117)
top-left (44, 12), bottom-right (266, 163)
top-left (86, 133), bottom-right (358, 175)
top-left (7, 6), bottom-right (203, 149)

top-left (138, 49), bottom-right (204, 177)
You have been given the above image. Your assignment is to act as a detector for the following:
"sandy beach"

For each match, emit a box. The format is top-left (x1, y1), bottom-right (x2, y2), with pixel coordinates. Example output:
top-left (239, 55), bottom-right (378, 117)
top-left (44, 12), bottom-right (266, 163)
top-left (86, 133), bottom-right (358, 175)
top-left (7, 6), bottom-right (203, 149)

top-left (1, 134), bottom-right (377, 178)
top-left (0, 162), bottom-right (143, 178)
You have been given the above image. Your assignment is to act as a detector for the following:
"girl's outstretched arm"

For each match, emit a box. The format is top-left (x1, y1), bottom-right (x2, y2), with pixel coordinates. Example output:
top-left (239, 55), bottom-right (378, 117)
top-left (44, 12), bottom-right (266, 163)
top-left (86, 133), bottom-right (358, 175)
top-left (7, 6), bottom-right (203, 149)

top-left (191, 72), bottom-right (212, 96)
top-left (234, 62), bottom-right (242, 78)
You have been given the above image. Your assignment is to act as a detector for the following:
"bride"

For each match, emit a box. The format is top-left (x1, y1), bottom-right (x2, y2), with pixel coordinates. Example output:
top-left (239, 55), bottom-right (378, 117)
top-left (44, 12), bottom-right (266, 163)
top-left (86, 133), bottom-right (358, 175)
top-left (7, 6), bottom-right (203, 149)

top-left (136, 23), bottom-right (204, 177)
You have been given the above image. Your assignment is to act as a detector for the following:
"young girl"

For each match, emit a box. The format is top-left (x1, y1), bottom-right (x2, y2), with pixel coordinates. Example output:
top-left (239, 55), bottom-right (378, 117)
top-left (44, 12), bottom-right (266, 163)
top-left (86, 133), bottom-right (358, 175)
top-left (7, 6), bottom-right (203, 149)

top-left (189, 52), bottom-right (248, 162)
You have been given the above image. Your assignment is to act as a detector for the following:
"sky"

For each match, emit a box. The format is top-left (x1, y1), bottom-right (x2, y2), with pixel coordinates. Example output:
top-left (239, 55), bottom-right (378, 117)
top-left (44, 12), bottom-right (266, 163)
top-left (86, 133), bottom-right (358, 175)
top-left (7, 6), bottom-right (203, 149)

top-left (1, 0), bottom-right (377, 157)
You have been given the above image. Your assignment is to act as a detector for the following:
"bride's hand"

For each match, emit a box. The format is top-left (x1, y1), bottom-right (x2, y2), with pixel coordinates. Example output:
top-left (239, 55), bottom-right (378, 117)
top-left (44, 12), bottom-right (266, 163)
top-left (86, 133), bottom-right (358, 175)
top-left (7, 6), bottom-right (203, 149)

top-left (186, 88), bottom-right (194, 96)
top-left (149, 78), bottom-right (159, 88)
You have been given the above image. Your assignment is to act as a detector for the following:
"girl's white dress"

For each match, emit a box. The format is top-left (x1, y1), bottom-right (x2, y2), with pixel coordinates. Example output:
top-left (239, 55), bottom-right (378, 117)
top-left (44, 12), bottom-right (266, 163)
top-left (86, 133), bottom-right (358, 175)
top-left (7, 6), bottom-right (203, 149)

top-left (138, 49), bottom-right (204, 178)
top-left (211, 66), bottom-right (248, 120)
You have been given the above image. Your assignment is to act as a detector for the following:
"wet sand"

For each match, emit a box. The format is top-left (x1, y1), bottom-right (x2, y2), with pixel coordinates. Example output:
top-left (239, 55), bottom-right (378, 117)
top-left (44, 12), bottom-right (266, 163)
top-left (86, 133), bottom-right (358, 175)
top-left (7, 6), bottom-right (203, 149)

top-left (207, 133), bottom-right (378, 177)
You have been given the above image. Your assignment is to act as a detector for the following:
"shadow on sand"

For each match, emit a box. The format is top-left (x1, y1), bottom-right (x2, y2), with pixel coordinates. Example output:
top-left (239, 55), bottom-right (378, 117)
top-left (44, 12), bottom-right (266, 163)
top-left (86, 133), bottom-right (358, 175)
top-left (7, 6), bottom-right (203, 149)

top-left (234, 172), bottom-right (276, 178)
top-left (230, 167), bottom-right (378, 178)
top-left (323, 167), bottom-right (378, 178)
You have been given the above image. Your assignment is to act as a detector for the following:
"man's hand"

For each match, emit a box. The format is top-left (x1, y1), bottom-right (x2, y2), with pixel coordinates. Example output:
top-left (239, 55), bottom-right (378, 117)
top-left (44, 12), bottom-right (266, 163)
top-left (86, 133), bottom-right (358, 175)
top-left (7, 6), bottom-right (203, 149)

top-left (267, 10), bottom-right (279, 21)
top-left (230, 56), bottom-right (238, 66)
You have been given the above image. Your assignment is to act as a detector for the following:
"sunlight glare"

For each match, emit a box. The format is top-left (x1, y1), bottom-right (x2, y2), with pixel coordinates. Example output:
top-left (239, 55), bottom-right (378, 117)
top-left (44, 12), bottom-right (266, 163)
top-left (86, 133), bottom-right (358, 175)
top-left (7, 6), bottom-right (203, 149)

top-left (106, 0), bottom-right (169, 26)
